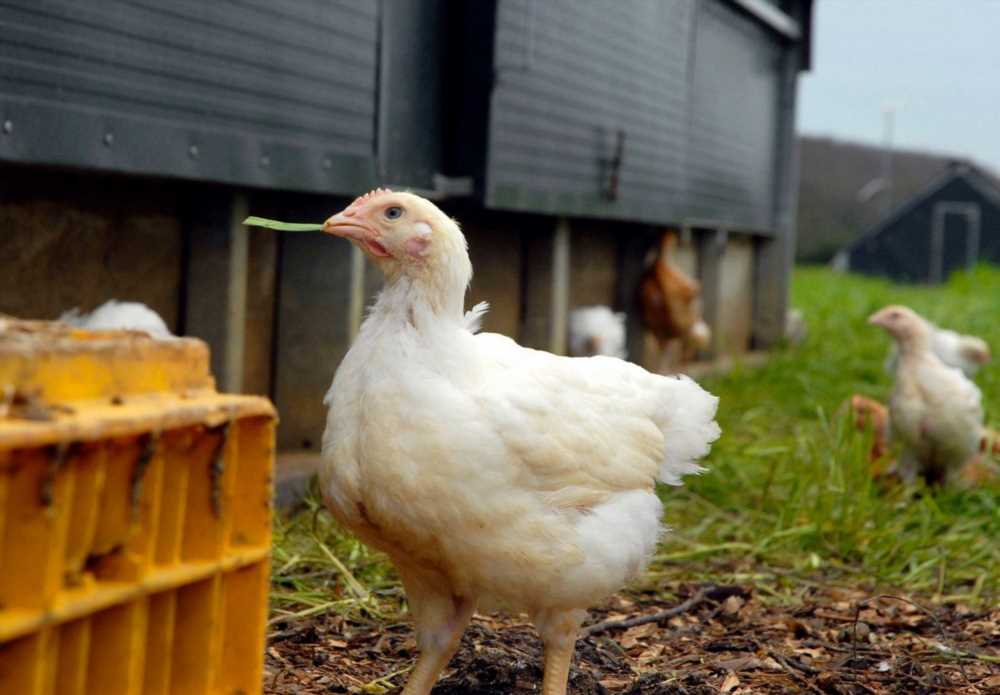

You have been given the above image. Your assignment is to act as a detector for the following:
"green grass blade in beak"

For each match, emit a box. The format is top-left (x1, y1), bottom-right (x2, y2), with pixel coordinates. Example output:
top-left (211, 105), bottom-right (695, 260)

top-left (243, 216), bottom-right (325, 232)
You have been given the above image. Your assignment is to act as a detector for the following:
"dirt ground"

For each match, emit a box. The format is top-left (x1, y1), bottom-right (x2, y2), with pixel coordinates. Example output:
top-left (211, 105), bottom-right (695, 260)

top-left (265, 584), bottom-right (1000, 694)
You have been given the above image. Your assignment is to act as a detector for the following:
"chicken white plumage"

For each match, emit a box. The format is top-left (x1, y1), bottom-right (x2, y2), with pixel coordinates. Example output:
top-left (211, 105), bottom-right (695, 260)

top-left (870, 305), bottom-right (984, 485)
top-left (885, 320), bottom-right (990, 378)
top-left (319, 190), bottom-right (720, 695)
top-left (59, 299), bottom-right (172, 339)
top-left (568, 305), bottom-right (627, 358)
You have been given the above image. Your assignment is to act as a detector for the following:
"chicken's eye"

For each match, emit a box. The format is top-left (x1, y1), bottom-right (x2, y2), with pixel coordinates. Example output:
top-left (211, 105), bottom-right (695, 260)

top-left (384, 206), bottom-right (404, 220)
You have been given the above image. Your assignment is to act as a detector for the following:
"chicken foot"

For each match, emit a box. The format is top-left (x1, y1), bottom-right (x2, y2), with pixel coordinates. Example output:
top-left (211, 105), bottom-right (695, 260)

top-left (535, 608), bottom-right (587, 695)
top-left (398, 570), bottom-right (475, 695)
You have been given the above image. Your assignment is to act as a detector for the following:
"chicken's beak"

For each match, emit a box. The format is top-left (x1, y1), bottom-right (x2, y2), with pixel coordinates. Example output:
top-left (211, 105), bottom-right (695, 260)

top-left (323, 213), bottom-right (366, 242)
top-left (323, 213), bottom-right (392, 258)
top-left (867, 310), bottom-right (885, 327)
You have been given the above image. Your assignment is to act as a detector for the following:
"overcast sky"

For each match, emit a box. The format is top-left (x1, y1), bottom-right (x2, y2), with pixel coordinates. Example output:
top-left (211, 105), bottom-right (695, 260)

top-left (797, 0), bottom-right (1000, 173)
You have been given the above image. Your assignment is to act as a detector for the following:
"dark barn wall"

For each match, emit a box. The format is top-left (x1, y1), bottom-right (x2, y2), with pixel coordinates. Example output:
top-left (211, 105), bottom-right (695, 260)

top-left (981, 202), bottom-right (1000, 264)
top-left (243, 226), bottom-right (279, 397)
top-left (463, 217), bottom-right (524, 338)
top-left (0, 166), bottom-right (184, 327)
top-left (0, 164), bottom-right (282, 397)
top-left (0, 0), bottom-right (810, 451)
top-left (848, 176), bottom-right (1000, 283)
top-left (271, 194), bottom-right (355, 451)
top-left (482, 0), bottom-right (803, 349)
top-left (569, 222), bottom-right (620, 309)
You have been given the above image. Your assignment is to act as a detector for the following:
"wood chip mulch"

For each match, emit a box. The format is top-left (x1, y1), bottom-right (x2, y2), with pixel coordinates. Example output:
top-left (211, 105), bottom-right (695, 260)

top-left (265, 584), bottom-right (1000, 694)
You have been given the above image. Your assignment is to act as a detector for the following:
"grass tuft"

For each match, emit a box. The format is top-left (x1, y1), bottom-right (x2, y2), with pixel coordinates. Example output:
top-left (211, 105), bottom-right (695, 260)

top-left (270, 486), bottom-right (403, 624)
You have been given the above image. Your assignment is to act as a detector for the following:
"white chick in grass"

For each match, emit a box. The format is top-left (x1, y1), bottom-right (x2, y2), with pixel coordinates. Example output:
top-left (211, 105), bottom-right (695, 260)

top-left (870, 305), bottom-right (984, 485)
top-left (59, 299), bottom-right (172, 339)
top-left (568, 305), bottom-right (627, 358)
top-left (319, 189), bottom-right (720, 695)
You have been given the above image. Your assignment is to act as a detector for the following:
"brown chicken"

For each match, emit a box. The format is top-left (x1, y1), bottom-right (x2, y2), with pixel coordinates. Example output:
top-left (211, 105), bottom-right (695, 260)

top-left (850, 395), bottom-right (890, 462)
top-left (637, 232), bottom-right (709, 364)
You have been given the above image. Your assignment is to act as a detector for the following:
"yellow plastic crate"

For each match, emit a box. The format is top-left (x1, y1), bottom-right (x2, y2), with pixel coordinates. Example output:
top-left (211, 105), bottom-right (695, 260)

top-left (0, 319), bottom-right (276, 694)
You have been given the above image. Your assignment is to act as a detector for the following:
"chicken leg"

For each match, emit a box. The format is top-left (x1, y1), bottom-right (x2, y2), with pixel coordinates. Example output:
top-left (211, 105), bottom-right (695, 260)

top-left (398, 569), bottom-right (475, 695)
top-left (535, 608), bottom-right (586, 695)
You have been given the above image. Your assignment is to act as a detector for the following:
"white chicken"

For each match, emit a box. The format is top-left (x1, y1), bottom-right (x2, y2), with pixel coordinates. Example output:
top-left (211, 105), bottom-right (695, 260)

top-left (885, 321), bottom-right (990, 378)
top-left (869, 305), bottom-right (984, 485)
top-left (59, 299), bottom-right (172, 339)
top-left (568, 305), bottom-right (627, 358)
top-left (319, 189), bottom-right (720, 695)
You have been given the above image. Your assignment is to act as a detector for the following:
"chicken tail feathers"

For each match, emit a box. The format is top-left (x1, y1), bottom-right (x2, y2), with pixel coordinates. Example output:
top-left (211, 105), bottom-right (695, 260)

top-left (655, 375), bottom-right (720, 485)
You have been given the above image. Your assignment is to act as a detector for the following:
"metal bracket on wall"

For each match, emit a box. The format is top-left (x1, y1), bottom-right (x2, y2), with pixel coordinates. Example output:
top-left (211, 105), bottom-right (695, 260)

top-left (603, 130), bottom-right (626, 201)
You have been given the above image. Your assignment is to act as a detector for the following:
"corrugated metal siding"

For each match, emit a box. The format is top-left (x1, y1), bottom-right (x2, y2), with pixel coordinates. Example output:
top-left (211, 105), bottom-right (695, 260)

top-left (0, 0), bottom-right (378, 193)
top-left (485, 0), bottom-right (785, 231)
top-left (687, 0), bottom-right (781, 230)
top-left (486, 0), bottom-right (696, 224)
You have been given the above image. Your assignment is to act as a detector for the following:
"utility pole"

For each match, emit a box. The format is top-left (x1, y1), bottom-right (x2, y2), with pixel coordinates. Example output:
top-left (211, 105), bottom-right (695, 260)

top-left (880, 102), bottom-right (898, 219)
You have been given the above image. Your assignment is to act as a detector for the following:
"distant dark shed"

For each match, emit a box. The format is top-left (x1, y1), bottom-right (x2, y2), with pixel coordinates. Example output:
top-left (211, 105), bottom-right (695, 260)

top-left (842, 164), bottom-right (1000, 283)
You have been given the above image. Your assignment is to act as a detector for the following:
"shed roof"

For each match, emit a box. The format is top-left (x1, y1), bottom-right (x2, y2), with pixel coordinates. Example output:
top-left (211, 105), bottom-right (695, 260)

top-left (844, 163), bottom-right (1000, 254)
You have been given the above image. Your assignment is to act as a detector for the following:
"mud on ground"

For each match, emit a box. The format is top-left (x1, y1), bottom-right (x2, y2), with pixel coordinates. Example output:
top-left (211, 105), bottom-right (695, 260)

top-left (265, 584), bottom-right (1000, 694)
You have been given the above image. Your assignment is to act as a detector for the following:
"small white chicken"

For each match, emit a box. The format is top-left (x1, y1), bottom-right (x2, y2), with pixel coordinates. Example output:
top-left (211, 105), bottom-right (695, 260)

top-left (885, 321), bottom-right (990, 378)
top-left (869, 305), bottom-right (984, 485)
top-left (568, 305), bottom-right (627, 358)
top-left (59, 299), bottom-right (172, 339)
top-left (319, 189), bottom-right (720, 695)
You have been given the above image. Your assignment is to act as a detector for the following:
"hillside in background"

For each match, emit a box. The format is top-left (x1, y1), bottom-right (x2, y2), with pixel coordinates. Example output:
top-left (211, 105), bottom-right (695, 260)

top-left (794, 136), bottom-right (999, 262)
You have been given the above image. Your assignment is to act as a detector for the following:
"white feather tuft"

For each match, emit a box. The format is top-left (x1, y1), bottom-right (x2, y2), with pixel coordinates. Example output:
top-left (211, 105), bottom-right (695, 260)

top-left (59, 299), bottom-right (172, 339)
top-left (655, 374), bottom-right (721, 485)
top-left (463, 301), bottom-right (490, 334)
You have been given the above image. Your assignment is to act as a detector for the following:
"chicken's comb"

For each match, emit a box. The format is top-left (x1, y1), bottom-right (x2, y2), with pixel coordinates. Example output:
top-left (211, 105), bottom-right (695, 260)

top-left (347, 187), bottom-right (394, 210)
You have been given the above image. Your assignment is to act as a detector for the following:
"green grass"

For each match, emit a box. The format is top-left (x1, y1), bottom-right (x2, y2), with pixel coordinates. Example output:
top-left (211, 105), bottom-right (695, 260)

top-left (271, 266), bottom-right (1000, 622)
top-left (655, 265), bottom-right (1000, 603)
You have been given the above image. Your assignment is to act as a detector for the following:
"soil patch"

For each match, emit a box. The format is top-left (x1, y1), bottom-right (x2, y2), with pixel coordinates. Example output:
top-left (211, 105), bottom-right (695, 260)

top-left (265, 584), bottom-right (1000, 694)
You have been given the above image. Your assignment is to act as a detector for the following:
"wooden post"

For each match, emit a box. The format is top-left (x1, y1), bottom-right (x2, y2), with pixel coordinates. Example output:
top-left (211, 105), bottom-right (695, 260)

top-left (696, 227), bottom-right (727, 359)
top-left (550, 218), bottom-right (570, 355)
top-left (753, 41), bottom-right (801, 348)
top-left (521, 217), bottom-right (571, 354)
top-left (348, 245), bottom-right (366, 341)
top-left (183, 191), bottom-right (249, 393)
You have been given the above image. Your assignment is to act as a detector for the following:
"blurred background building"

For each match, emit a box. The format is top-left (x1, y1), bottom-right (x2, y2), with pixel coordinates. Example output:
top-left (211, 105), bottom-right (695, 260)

top-left (837, 163), bottom-right (1000, 284)
top-left (0, 0), bottom-right (812, 450)
top-left (795, 0), bottom-right (1000, 281)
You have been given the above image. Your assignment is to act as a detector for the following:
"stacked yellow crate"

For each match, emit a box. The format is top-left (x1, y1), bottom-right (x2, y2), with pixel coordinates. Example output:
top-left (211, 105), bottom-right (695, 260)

top-left (0, 318), bottom-right (275, 694)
